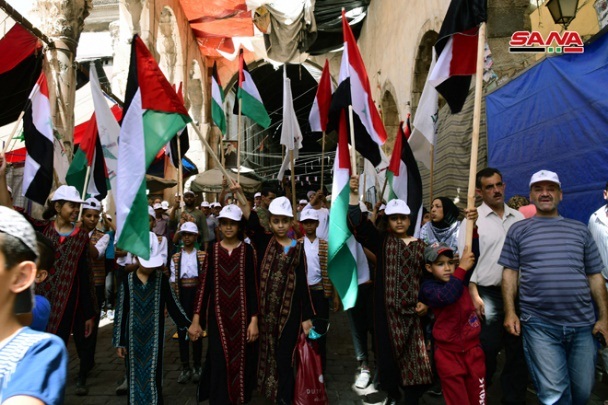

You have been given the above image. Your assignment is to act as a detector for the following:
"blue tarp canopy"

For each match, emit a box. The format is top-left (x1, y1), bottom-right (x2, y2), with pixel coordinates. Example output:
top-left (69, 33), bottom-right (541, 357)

top-left (486, 30), bottom-right (608, 223)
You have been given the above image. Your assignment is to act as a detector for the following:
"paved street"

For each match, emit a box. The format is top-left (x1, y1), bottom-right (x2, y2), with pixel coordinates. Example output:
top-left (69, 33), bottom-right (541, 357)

top-left (64, 310), bottom-right (608, 404)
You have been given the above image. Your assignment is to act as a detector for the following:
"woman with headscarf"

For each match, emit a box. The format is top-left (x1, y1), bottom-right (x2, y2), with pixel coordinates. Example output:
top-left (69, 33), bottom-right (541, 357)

top-left (419, 197), bottom-right (461, 256)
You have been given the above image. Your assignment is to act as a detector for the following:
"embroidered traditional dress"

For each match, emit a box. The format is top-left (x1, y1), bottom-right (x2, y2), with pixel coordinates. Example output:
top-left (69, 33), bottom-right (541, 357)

top-left (194, 242), bottom-right (258, 404)
top-left (247, 211), bottom-right (314, 404)
top-left (18, 209), bottom-right (96, 342)
top-left (348, 205), bottom-right (433, 397)
top-left (113, 270), bottom-right (191, 405)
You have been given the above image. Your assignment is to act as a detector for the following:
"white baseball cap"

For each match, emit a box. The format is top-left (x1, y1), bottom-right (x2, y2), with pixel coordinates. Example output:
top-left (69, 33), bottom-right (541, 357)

top-left (254, 192), bottom-right (261, 198)
top-left (148, 206), bottom-right (155, 218)
top-left (217, 204), bottom-right (243, 222)
top-left (82, 197), bottom-right (102, 211)
top-left (138, 231), bottom-right (164, 268)
top-left (211, 202), bottom-right (221, 208)
top-left (105, 214), bottom-right (112, 220)
top-left (359, 201), bottom-right (369, 213)
top-left (51, 185), bottom-right (86, 203)
top-left (384, 199), bottom-right (411, 216)
top-left (178, 221), bottom-right (199, 234)
top-left (269, 196), bottom-right (293, 217)
top-left (529, 170), bottom-right (561, 188)
top-left (299, 209), bottom-right (319, 222)
top-left (161, 201), bottom-right (170, 210)
top-left (379, 204), bottom-right (386, 211)
top-left (299, 199), bottom-right (308, 205)
top-left (153, 203), bottom-right (164, 210)
top-left (200, 201), bottom-right (210, 208)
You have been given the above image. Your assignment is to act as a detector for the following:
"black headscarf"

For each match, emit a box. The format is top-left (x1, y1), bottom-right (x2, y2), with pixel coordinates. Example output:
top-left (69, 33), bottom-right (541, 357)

top-left (433, 197), bottom-right (460, 228)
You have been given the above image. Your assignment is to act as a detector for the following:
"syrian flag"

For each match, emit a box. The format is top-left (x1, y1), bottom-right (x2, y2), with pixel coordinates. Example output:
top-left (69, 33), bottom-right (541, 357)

top-left (234, 50), bottom-right (271, 128)
top-left (22, 73), bottom-right (53, 205)
top-left (65, 112), bottom-right (109, 200)
top-left (278, 69), bottom-right (302, 181)
top-left (428, 0), bottom-right (487, 114)
top-left (165, 83), bottom-right (190, 168)
top-left (0, 23), bottom-right (42, 127)
top-left (308, 59), bottom-right (333, 132)
top-left (326, 10), bottom-right (387, 167)
top-left (387, 117), bottom-right (424, 237)
top-left (116, 35), bottom-right (191, 259)
top-left (328, 111), bottom-right (359, 310)
top-left (211, 61), bottom-right (226, 134)
top-left (89, 62), bottom-right (120, 192)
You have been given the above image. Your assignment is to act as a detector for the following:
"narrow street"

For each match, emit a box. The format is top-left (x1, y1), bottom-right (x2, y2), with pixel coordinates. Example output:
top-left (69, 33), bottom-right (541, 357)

top-left (64, 310), bottom-right (608, 404)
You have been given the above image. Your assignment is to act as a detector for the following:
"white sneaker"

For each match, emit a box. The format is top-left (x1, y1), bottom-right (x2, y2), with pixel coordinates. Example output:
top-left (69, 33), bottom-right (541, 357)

top-left (355, 368), bottom-right (371, 389)
top-left (106, 310), bottom-right (115, 321)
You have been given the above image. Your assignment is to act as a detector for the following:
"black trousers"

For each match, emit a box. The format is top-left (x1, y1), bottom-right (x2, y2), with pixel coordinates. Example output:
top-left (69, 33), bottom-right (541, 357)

top-left (177, 286), bottom-right (203, 367)
top-left (73, 284), bottom-right (104, 378)
top-left (309, 289), bottom-right (330, 372)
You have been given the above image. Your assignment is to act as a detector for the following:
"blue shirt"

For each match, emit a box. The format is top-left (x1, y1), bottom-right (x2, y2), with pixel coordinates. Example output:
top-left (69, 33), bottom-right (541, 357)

top-left (105, 230), bottom-right (116, 260)
top-left (499, 216), bottom-right (603, 327)
top-left (0, 327), bottom-right (68, 404)
top-left (31, 295), bottom-right (51, 332)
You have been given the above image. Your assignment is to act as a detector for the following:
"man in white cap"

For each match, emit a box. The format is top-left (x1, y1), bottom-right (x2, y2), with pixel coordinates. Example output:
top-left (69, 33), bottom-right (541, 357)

top-left (200, 201), bottom-right (218, 244)
top-left (302, 190), bottom-right (330, 240)
top-left (170, 221), bottom-right (206, 384)
top-left (253, 191), bottom-right (262, 211)
top-left (500, 170), bottom-right (608, 405)
top-left (170, 191), bottom-right (210, 251)
top-left (152, 202), bottom-right (169, 240)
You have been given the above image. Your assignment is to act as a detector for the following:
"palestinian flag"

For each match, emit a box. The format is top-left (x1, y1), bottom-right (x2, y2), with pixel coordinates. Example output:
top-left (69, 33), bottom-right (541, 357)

top-left (429, 0), bottom-right (487, 113)
top-left (328, 111), bottom-right (359, 310)
top-left (66, 112), bottom-right (109, 200)
top-left (0, 23), bottom-right (42, 127)
top-left (387, 117), bottom-right (424, 237)
top-left (116, 35), bottom-right (190, 259)
top-left (166, 83), bottom-right (190, 168)
top-left (22, 73), bottom-right (53, 205)
top-left (234, 50), bottom-right (271, 128)
top-left (211, 61), bottom-right (226, 134)
top-left (308, 59), bottom-right (332, 132)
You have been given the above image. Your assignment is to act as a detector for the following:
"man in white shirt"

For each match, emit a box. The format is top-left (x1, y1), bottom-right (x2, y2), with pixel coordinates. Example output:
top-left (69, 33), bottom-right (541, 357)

top-left (303, 190), bottom-right (329, 240)
top-left (458, 167), bottom-right (527, 404)
top-left (588, 181), bottom-right (608, 369)
top-left (170, 221), bottom-right (205, 384)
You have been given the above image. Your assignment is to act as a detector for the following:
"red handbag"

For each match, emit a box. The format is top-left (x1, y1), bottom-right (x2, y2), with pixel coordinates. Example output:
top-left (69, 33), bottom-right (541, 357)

top-left (294, 333), bottom-right (328, 405)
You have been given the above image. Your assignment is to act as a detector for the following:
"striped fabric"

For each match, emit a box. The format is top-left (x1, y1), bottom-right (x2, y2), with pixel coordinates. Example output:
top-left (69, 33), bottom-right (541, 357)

top-left (499, 216), bottom-right (603, 326)
top-left (90, 229), bottom-right (107, 287)
top-left (318, 239), bottom-right (333, 298)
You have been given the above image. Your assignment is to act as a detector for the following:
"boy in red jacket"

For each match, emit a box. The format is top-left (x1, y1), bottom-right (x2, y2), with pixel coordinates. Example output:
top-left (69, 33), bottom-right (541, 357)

top-left (420, 242), bottom-right (486, 405)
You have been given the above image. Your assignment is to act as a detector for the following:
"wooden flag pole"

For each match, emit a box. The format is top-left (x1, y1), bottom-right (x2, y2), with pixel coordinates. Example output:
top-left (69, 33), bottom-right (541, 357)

top-left (348, 106), bottom-right (357, 177)
top-left (236, 98), bottom-right (243, 184)
top-left (77, 165), bottom-right (91, 220)
top-left (290, 149), bottom-right (296, 216)
top-left (2, 111), bottom-right (24, 155)
top-left (320, 130), bottom-right (326, 192)
top-left (379, 176), bottom-right (388, 203)
top-left (176, 129), bottom-right (184, 199)
top-left (189, 122), bottom-right (247, 206)
top-left (429, 144), bottom-right (435, 206)
top-left (465, 22), bottom-right (487, 249)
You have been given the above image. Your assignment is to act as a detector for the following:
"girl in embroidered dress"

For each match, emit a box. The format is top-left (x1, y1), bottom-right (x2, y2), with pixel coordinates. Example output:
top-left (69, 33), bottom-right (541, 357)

top-left (348, 176), bottom-right (432, 405)
top-left (236, 185), bottom-right (314, 405)
top-left (189, 204), bottom-right (259, 404)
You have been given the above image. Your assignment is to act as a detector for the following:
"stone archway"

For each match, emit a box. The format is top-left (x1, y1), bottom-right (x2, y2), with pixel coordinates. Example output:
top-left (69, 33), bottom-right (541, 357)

top-left (380, 88), bottom-right (399, 157)
top-left (156, 6), bottom-right (183, 86)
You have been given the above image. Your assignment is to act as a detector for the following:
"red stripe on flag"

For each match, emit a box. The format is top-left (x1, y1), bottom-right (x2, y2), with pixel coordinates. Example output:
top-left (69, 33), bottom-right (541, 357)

top-left (388, 121), bottom-right (404, 176)
top-left (337, 110), bottom-right (351, 171)
top-left (449, 28), bottom-right (479, 76)
top-left (316, 60), bottom-right (333, 132)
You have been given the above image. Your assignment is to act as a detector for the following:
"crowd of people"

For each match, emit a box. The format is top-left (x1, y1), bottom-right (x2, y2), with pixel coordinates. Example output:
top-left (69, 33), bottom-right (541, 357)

top-left (0, 160), bottom-right (607, 405)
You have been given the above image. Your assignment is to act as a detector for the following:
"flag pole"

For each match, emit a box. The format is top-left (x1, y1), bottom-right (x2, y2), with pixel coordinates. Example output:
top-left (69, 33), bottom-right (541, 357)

top-left (429, 145), bottom-right (435, 205)
top-left (465, 22), bottom-right (486, 249)
top-left (2, 111), bottom-right (24, 155)
top-left (320, 130), bottom-right (326, 192)
top-left (290, 149), bottom-right (296, 216)
top-left (348, 105), bottom-right (357, 177)
top-left (237, 98), bottom-right (242, 184)
top-left (176, 128), bottom-right (184, 199)
top-left (189, 122), bottom-right (247, 206)
top-left (77, 165), bottom-right (91, 220)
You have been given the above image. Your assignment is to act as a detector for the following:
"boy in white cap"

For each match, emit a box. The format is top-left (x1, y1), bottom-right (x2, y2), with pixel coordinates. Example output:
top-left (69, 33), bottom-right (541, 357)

top-left (0, 206), bottom-right (69, 405)
top-left (148, 206), bottom-right (169, 270)
top-left (299, 208), bottom-right (335, 372)
top-left (113, 231), bottom-right (192, 405)
top-left (170, 221), bottom-right (206, 384)
top-left (253, 191), bottom-right (262, 211)
top-left (500, 170), bottom-right (608, 405)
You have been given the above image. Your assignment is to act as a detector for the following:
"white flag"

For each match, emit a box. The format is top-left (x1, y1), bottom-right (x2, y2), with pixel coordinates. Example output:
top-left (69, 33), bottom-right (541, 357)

top-left (410, 49), bottom-right (438, 170)
top-left (278, 69), bottom-right (302, 181)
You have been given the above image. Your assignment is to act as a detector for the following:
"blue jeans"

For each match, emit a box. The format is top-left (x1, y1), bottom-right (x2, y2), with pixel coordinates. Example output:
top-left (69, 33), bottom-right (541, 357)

top-left (521, 315), bottom-right (597, 405)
